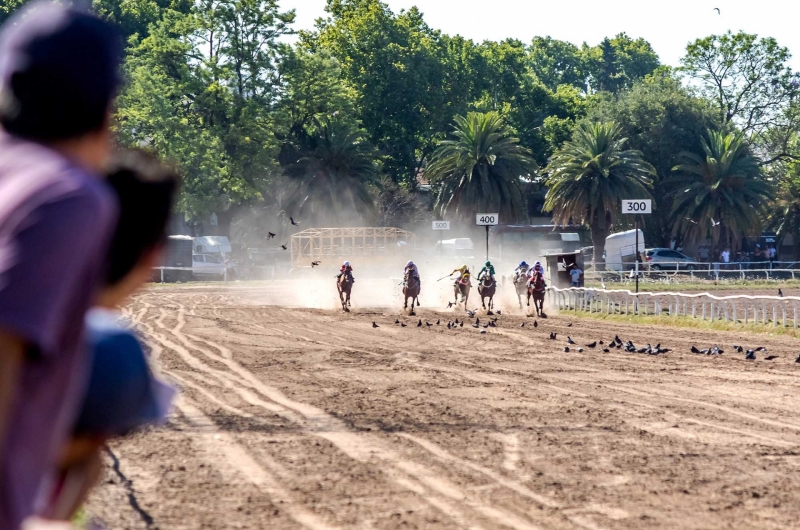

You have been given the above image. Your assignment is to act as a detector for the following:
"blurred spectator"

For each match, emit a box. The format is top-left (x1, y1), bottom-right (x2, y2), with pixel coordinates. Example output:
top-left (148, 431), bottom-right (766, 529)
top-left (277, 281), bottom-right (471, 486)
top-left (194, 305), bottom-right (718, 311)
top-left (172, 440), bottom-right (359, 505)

top-left (0, 3), bottom-right (121, 528)
top-left (40, 151), bottom-right (180, 522)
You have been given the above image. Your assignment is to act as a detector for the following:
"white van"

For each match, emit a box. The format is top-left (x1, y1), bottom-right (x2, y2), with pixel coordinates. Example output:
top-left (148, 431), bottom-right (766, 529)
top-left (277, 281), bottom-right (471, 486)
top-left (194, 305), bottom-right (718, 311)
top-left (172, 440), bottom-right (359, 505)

top-left (193, 236), bottom-right (231, 257)
top-left (605, 229), bottom-right (644, 271)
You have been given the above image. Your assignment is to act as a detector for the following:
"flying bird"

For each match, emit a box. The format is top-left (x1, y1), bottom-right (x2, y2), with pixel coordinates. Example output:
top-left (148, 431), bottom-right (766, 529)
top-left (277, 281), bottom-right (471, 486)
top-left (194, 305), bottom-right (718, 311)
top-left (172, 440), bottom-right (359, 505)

top-left (281, 245), bottom-right (287, 250)
top-left (447, 302), bottom-right (455, 308)
top-left (372, 322), bottom-right (379, 328)
top-left (290, 217), bottom-right (300, 226)
top-left (713, 7), bottom-right (720, 14)
top-left (496, 310), bottom-right (502, 315)
top-left (311, 261), bottom-right (321, 268)
top-left (267, 232), bottom-right (276, 239)
top-left (710, 218), bottom-right (721, 227)
top-left (684, 218), bottom-right (698, 224)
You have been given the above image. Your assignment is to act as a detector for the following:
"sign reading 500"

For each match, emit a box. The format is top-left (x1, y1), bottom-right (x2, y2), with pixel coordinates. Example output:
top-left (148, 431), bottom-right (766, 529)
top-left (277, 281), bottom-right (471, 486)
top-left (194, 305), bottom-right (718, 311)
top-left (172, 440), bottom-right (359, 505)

top-left (475, 213), bottom-right (499, 226)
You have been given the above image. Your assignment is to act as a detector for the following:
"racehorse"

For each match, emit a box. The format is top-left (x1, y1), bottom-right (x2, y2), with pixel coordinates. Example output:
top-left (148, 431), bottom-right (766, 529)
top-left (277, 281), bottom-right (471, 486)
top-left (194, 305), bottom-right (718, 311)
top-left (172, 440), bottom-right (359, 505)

top-left (453, 273), bottom-right (471, 308)
top-left (513, 269), bottom-right (529, 309)
top-left (403, 272), bottom-right (421, 314)
top-left (337, 273), bottom-right (353, 312)
top-left (477, 275), bottom-right (496, 312)
top-left (527, 270), bottom-right (546, 317)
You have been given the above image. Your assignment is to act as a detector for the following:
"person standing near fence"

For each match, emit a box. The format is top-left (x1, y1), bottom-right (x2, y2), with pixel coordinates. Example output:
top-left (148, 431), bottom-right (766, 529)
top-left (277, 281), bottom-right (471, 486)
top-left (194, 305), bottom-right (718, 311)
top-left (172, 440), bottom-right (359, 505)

top-left (0, 4), bottom-right (121, 528)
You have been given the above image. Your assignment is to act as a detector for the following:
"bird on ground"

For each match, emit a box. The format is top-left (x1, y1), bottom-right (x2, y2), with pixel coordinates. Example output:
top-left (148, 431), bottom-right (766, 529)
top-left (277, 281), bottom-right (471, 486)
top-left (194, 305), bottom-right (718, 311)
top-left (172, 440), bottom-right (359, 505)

top-left (564, 347), bottom-right (570, 353)
top-left (281, 245), bottom-right (287, 250)
top-left (472, 322), bottom-right (480, 329)
top-left (417, 319), bottom-right (422, 328)
top-left (660, 347), bottom-right (671, 353)
top-left (700, 348), bottom-right (710, 355)
top-left (447, 322), bottom-right (452, 329)
top-left (520, 323), bottom-right (525, 328)
top-left (482, 323), bottom-right (490, 328)
top-left (454, 318), bottom-right (460, 325)
top-left (616, 343), bottom-right (622, 349)
top-left (447, 302), bottom-right (455, 308)
top-left (290, 217), bottom-right (300, 226)
top-left (489, 321), bottom-right (497, 328)
top-left (311, 261), bottom-right (321, 268)
top-left (496, 310), bottom-right (502, 315)
top-left (549, 332), bottom-right (557, 340)
top-left (765, 355), bottom-right (779, 361)
top-left (796, 354), bottom-right (800, 363)
top-left (533, 320), bottom-right (538, 328)
top-left (636, 347), bottom-right (648, 354)
top-left (401, 323), bottom-right (407, 327)
top-left (654, 343), bottom-right (660, 350)
top-left (745, 350), bottom-right (756, 360)
top-left (755, 346), bottom-right (767, 352)
top-left (713, 7), bottom-right (720, 14)
top-left (567, 336), bottom-right (576, 344)
top-left (712, 346), bottom-right (724, 355)
top-left (436, 319), bottom-right (440, 325)
top-left (599, 340), bottom-right (604, 345)
top-left (577, 348), bottom-right (584, 353)
top-left (602, 348), bottom-right (610, 353)
top-left (567, 322), bottom-right (573, 327)
top-left (372, 322), bottom-right (379, 328)
top-left (267, 232), bottom-right (276, 239)
top-left (586, 341), bottom-right (597, 348)
top-left (732, 345), bottom-right (743, 353)
top-left (480, 329), bottom-right (487, 334)
top-left (426, 322), bottom-right (433, 327)
top-left (778, 289), bottom-right (784, 297)
top-left (615, 335), bottom-right (622, 344)
top-left (691, 346), bottom-right (701, 354)
top-left (395, 319), bottom-right (400, 324)
top-left (459, 321), bottom-right (464, 327)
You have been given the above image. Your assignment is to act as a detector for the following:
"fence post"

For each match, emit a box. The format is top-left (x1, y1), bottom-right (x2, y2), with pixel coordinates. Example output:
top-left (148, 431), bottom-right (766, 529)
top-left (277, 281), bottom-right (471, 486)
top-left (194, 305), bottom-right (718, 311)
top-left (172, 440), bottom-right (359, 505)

top-left (733, 304), bottom-right (737, 323)
top-left (782, 306), bottom-right (786, 328)
top-left (702, 301), bottom-right (706, 321)
top-left (710, 302), bottom-right (715, 322)
top-left (160, 267), bottom-right (164, 283)
top-left (692, 301), bottom-right (696, 319)
top-left (773, 306), bottom-right (778, 327)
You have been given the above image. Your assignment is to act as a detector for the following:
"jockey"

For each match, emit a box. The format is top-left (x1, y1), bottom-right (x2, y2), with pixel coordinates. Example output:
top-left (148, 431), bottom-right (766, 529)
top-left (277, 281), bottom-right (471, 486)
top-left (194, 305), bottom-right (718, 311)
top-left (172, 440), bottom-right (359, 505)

top-left (450, 265), bottom-right (470, 285)
top-left (336, 261), bottom-right (355, 282)
top-left (478, 261), bottom-right (496, 283)
top-left (404, 260), bottom-right (420, 285)
top-left (514, 260), bottom-right (530, 282)
top-left (528, 261), bottom-right (546, 287)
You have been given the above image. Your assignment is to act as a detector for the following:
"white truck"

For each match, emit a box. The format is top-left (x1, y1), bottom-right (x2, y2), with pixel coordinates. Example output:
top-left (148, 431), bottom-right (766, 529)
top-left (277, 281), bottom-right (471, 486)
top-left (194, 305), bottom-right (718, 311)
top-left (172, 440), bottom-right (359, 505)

top-left (192, 236), bottom-right (231, 280)
top-left (604, 229), bottom-right (644, 271)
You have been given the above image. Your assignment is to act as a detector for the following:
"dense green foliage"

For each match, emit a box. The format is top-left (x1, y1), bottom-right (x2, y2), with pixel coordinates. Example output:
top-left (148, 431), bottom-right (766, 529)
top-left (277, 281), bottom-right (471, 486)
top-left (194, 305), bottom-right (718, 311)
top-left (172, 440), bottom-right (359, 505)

top-left (543, 122), bottom-right (655, 268)
top-left (427, 112), bottom-right (535, 222)
top-left (670, 131), bottom-right (773, 252)
top-left (1, 0), bottom-right (798, 255)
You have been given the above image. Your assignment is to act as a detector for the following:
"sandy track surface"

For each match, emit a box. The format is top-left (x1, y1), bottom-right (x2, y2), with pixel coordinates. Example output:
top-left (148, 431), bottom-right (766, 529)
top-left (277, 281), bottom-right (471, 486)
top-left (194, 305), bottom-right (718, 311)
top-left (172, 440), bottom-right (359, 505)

top-left (86, 284), bottom-right (800, 529)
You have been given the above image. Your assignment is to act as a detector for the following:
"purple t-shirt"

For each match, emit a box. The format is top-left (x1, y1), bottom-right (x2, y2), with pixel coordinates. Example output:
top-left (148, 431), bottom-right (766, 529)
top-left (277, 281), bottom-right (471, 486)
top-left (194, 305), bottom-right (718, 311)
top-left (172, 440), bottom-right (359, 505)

top-left (0, 133), bottom-right (116, 529)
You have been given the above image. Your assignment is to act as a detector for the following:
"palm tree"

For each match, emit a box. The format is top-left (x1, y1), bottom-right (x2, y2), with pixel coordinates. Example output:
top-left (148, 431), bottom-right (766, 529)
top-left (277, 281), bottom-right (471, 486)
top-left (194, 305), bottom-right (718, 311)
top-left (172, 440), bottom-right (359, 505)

top-left (426, 112), bottom-right (536, 222)
top-left (543, 121), bottom-right (655, 270)
top-left (670, 130), bottom-right (773, 253)
top-left (284, 118), bottom-right (379, 226)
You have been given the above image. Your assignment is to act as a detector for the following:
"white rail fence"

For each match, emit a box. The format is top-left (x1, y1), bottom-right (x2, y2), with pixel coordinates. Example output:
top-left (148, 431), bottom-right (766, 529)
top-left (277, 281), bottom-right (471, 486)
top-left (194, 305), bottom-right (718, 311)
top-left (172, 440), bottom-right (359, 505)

top-left (547, 286), bottom-right (800, 329)
top-left (584, 261), bottom-right (800, 282)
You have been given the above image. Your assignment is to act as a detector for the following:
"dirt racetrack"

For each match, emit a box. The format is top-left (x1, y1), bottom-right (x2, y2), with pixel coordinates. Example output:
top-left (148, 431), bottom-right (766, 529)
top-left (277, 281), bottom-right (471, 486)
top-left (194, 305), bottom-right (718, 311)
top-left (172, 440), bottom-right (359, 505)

top-left (85, 282), bottom-right (800, 530)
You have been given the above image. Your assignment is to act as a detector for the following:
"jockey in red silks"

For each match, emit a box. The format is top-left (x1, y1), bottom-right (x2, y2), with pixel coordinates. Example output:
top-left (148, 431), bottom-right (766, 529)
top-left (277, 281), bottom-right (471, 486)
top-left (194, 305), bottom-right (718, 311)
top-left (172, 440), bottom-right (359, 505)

top-left (336, 261), bottom-right (354, 282)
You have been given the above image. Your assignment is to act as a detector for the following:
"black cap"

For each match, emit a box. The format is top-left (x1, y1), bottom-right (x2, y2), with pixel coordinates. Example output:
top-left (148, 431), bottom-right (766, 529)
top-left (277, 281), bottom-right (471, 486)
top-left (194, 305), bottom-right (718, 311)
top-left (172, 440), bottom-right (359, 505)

top-left (0, 1), bottom-right (122, 140)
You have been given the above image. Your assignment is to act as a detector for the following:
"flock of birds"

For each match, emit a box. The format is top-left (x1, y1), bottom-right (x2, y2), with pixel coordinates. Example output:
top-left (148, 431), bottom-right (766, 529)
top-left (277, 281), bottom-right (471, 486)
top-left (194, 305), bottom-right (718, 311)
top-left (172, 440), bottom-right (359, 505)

top-left (369, 307), bottom-right (800, 363)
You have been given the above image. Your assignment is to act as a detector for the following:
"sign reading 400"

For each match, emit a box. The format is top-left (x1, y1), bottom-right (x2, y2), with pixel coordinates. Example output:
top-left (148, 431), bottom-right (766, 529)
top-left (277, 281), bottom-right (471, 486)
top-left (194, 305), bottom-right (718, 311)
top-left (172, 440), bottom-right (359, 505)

top-left (475, 213), bottom-right (499, 226)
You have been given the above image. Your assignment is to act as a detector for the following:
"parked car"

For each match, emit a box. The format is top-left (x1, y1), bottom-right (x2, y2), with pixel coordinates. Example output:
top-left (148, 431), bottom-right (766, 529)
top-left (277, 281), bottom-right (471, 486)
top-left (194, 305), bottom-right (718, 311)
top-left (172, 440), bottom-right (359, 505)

top-left (192, 253), bottom-right (226, 279)
top-left (645, 248), bottom-right (697, 270)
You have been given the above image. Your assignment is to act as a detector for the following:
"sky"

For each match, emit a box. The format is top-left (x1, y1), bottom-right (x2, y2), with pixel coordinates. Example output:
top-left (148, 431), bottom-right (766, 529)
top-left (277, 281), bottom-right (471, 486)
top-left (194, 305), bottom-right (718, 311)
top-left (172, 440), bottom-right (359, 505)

top-left (281, 0), bottom-right (800, 69)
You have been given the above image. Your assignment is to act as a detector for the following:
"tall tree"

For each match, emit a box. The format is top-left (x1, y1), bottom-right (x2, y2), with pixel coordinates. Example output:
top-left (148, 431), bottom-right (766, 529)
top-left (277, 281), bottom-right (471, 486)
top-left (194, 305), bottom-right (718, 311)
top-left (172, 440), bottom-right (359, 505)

top-left (680, 31), bottom-right (800, 165)
top-left (528, 36), bottom-right (586, 92)
top-left (587, 73), bottom-right (720, 246)
top-left (306, 0), bottom-right (479, 185)
top-left (283, 118), bottom-right (380, 226)
top-left (670, 130), bottom-right (773, 252)
top-left (768, 169), bottom-right (800, 259)
top-left (583, 33), bottom-right (660, 93)
top-left (427, 112), bottom-right (536, 222)
top-left (544, 121), bottom-right (655, 269)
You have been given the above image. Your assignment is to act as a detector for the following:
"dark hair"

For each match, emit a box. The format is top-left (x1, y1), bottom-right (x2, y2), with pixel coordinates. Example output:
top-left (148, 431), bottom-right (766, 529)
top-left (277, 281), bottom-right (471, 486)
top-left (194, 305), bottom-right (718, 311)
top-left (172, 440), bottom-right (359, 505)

top-left (105, 150), bottom-right (180, 286)
top-left (0, 2), bottom-right (122, 141)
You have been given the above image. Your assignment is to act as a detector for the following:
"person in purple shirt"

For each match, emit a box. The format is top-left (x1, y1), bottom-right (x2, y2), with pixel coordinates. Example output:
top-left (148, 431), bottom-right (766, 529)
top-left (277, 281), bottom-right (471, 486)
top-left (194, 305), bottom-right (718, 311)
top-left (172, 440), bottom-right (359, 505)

top-left (0, 3), bottom-right (122, 528)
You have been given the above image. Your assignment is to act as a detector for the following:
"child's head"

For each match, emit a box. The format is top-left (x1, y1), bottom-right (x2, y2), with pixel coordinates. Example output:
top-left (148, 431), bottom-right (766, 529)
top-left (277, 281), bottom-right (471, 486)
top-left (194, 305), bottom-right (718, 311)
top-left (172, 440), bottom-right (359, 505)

top-left (98, 150), bottom-right (179, 307)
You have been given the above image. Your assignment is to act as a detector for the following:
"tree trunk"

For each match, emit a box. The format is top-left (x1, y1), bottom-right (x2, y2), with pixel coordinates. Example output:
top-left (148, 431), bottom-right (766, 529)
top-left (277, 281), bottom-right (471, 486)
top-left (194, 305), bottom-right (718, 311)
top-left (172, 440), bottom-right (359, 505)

top-left (591, 223), bottom-right (609, 272)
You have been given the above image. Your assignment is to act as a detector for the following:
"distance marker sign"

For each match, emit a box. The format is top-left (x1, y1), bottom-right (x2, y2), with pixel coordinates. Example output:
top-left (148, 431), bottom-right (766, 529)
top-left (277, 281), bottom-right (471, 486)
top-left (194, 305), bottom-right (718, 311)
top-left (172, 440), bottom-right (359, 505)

top-left (432, 221), bottom-right (450, 230)
top-left (621, 199), bottom-right (652, 214)
top-left (475, 213), bottom-right (499, 226)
